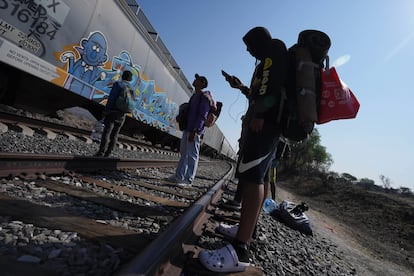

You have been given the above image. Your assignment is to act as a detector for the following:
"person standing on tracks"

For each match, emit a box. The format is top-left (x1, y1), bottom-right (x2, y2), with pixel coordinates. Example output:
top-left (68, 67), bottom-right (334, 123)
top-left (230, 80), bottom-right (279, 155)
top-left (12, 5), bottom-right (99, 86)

top-left (222, 137), bottom-right (290, 212)
top-left (199, 26), bottom-right (288, 273)
top-left (94, 70), bottom-right (133, 157)
top-left (167, 74), bottom-right (216, 187)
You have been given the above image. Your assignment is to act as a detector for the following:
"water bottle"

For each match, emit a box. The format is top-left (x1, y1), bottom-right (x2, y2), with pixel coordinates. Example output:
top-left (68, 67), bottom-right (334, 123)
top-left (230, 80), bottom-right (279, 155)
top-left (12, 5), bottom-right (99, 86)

top-left (262, 198), bottom-right (278, 214)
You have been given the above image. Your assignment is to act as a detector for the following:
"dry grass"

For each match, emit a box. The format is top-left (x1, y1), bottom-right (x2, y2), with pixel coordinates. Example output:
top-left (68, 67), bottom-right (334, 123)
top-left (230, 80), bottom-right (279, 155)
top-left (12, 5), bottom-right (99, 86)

top-left (279, 171), bottom-right (414, 271)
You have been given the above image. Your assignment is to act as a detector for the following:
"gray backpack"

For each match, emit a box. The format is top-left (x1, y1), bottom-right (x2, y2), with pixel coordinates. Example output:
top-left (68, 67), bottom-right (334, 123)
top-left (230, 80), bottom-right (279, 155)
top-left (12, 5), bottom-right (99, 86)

top-left (115, 82), bottom-right (135, 113)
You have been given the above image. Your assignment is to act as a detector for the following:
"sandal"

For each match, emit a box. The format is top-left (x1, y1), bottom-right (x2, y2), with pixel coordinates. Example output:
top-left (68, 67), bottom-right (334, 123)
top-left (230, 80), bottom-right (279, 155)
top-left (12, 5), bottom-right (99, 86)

top-left (216, 223), bottom-right (238, 239)
top-left (199, 244), bottom-right (250, 272)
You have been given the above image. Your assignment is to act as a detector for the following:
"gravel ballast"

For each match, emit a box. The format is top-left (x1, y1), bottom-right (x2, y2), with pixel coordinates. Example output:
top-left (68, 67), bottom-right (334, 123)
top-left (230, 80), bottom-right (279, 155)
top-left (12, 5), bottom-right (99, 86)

top-left (0, 126), bottom-right (364, 275)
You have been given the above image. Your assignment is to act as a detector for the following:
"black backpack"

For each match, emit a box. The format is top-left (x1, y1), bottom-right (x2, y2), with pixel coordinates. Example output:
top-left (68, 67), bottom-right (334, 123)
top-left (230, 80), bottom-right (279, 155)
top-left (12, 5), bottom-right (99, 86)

top-left (204, 101), bottom-right (223, 128)
top-left (176, 102), bottom-right (189, 131)
top-left (281, 30), bottom-right (331, 142)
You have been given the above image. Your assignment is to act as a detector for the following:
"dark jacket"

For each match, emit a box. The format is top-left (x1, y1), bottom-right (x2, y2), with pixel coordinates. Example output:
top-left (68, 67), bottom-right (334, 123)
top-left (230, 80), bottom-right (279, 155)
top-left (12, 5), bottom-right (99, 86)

top-left (105, 81), bottom-right (127, 112)
top-left (242, 27), bottom-right (288, 127)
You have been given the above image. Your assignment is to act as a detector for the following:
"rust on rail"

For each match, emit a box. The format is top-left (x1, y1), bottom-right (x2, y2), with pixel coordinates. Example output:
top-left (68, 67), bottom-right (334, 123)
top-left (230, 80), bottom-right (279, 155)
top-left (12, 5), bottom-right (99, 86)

top-left (0, 152), bottom-right (178, 178)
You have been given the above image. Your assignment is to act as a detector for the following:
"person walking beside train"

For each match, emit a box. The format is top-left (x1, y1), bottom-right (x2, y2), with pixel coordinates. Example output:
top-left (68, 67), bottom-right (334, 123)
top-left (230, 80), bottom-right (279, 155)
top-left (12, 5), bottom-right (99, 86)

top-left (199, 26), bottom-right (288, 273)
top-left (94, 70), bottom-right (134, 157)
top-left (168, 74), bottom-right (216, 187)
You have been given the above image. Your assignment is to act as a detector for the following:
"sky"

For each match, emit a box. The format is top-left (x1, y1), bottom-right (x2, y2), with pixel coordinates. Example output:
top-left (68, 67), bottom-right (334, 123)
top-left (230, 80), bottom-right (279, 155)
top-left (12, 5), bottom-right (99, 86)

top-left (136, 0), bottom-right (414, 191)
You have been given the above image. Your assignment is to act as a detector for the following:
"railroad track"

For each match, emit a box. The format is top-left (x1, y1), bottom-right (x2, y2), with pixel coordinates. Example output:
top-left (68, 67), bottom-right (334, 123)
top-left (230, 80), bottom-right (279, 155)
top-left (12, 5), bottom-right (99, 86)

top-left (0, 110), bottom-right (265, 275)
top-left (0, 110), bottom-right (178, 157)
top-left (0, 153), bottom-right (180, 179)
top-left (0, 153), bottom-right (264, 275)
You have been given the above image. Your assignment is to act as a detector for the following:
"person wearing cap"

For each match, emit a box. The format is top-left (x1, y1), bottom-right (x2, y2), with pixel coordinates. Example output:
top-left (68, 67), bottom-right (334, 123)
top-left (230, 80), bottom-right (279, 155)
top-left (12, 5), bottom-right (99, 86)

top-left (168, 73), bottom-right (216, 187)
top-left (199, 27), bottom-right (288, 272)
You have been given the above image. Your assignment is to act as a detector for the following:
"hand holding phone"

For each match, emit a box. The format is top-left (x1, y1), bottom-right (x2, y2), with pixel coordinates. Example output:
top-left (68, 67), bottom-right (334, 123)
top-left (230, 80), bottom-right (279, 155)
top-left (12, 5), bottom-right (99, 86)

top-left (221, 70), bottom-right (241, 88)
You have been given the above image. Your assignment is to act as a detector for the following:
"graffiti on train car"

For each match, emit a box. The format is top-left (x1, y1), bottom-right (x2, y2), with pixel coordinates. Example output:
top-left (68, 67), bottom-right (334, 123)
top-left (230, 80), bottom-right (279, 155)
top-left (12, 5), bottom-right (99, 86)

top-left (58, 31), bottom-right (108, 98)
top-left (56, 31), bottom-right (179, 135)
top-left (0, 1), bottom-right (180, 136)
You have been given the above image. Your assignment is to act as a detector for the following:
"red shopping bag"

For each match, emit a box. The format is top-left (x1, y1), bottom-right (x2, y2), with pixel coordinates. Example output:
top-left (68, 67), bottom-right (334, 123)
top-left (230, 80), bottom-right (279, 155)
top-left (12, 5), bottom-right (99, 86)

top-left (317, 67), bottom-right (360, 124)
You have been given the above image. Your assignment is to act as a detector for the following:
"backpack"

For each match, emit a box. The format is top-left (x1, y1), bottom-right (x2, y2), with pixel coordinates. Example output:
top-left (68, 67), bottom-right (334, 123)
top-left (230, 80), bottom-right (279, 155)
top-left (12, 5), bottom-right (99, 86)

top-left (202, 91), bottom-right (222, 128)
top-left (281, 30), bottom-right (331, 142)
top-left (176, 102), bottom-right (189, 131)
top-left (204, 101), bottom-right (223, 127)
top-left (115, 82), bottom-right (135, 113)
top-left (176, 92), bottom-right (223, 131)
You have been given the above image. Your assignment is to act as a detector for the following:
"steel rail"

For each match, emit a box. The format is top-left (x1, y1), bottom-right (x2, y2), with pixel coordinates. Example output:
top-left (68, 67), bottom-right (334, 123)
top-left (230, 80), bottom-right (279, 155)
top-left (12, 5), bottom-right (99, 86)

top-left (0, 111), bottom-right (154, 148)
top-left (116, 164), bottom-right (234, 276)
top-left (0, 110), bottom-right (93, 136)
top-left (0, 152), bottom-right (178, 178)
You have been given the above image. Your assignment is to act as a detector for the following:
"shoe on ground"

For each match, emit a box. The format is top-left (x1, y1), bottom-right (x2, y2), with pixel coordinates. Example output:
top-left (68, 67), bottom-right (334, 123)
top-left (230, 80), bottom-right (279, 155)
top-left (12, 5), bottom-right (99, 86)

top-left (221, 199), bottom-right (241, 211)
top-left (199, 244), bottom-right (249, 273)
top-left (166, 175), bottom-right (178, 183)
top-left (177, 182), bottom-right (192, 188)
top-left (216, 223), bottom-right (238, 239)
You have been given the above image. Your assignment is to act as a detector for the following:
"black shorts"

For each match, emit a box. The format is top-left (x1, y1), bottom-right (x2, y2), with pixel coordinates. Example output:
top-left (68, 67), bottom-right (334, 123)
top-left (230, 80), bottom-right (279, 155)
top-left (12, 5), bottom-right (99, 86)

top-left (237, 124), bottom-right (280, 184)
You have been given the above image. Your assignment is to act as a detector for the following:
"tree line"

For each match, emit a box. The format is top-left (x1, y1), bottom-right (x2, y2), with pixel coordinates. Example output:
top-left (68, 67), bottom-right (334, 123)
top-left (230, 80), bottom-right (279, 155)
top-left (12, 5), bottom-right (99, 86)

top-left (280, 129), bottom-right (413, 197)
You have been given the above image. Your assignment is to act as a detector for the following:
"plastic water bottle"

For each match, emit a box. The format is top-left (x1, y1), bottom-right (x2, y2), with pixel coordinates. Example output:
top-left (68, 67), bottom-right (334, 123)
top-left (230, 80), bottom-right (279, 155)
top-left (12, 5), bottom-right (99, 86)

top-left (262, 198), bottom-right (278, 214)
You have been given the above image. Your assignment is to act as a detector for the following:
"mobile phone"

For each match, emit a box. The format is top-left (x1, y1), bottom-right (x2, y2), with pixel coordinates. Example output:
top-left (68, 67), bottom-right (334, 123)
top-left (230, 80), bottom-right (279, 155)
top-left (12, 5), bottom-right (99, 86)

top-left (222, 70), bottom-right (240, 87)
top-left (221, 70), bottom-right (230, 78)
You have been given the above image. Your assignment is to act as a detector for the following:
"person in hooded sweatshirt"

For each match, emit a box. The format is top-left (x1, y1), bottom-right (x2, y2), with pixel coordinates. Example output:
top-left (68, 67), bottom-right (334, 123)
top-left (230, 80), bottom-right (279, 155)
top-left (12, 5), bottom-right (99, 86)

top-left (199, 26), bottom-right (288, 272)
top-left (94, 70), bottom-right (134, 157)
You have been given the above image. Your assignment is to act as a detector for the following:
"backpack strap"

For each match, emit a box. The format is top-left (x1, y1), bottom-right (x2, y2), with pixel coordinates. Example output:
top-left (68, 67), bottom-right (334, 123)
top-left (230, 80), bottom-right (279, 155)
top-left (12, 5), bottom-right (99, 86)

top-left (202, 90), bottom-right (217, 110)
top-left (276, 87), bottom-right (287, 123)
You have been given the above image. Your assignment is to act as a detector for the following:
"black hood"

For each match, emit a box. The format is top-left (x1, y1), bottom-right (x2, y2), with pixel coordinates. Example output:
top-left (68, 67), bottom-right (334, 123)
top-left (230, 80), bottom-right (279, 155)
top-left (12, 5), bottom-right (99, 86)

top-left (242, 27), bottom-right (272, 60)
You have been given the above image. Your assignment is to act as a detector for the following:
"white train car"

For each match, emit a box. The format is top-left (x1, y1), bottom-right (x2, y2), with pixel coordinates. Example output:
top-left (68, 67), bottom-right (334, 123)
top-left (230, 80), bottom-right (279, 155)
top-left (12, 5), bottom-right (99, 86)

top-left (0, 0), bottom-right (236, 160)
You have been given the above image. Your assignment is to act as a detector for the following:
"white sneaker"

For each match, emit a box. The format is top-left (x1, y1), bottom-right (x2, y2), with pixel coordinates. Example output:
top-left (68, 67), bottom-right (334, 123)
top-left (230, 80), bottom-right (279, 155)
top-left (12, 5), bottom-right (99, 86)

top-left (177, 182), bottom-right (192, 188)
top-left (216, 223), bottom-right (238, 239)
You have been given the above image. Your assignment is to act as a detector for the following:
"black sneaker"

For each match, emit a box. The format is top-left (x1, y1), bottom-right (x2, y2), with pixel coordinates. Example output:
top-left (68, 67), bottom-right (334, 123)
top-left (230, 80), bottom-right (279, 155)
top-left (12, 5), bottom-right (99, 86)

top-left (230, 240), bottom-right (250, 263)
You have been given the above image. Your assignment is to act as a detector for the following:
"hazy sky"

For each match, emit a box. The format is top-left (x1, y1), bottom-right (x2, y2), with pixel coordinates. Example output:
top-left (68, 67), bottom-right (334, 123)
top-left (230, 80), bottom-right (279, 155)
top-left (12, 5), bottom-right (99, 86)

top-left (137, 0), bottom-right (414, 191)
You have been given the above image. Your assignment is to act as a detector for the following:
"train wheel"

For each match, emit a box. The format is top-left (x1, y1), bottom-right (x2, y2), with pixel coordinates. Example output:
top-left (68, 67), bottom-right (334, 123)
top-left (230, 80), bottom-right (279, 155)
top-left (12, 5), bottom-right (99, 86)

top-left (0, 65), bottom-right (19, 106)
top-left (0, 67), bottom-right (9, 103)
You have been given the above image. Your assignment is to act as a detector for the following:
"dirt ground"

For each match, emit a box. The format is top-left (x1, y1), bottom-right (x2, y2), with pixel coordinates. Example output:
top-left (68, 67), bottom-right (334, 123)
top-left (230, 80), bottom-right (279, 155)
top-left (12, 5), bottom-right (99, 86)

top-left (277, 184), bottom-right (413, 276)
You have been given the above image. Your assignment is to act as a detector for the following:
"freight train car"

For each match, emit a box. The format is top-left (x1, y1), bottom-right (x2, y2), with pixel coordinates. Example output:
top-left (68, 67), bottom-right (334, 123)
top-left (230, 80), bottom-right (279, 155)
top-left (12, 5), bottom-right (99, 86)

top-left (0, 0), bottom-right (236, 160)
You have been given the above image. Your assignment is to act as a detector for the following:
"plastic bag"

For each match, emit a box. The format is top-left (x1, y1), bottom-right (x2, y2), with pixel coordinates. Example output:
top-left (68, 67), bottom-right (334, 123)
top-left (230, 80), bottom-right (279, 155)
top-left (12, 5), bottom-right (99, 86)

top-left (317, 67), bottom-right (360, 124)
top-left (90, 120), bottom-right (104, 142)
top-left (263, 198), bottom-right (278, 214)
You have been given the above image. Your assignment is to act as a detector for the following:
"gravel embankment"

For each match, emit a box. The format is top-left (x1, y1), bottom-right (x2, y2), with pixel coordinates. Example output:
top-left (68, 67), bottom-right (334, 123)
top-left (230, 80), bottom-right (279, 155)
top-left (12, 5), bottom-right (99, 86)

top-left (0, 129), bottom-right (361, 275)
